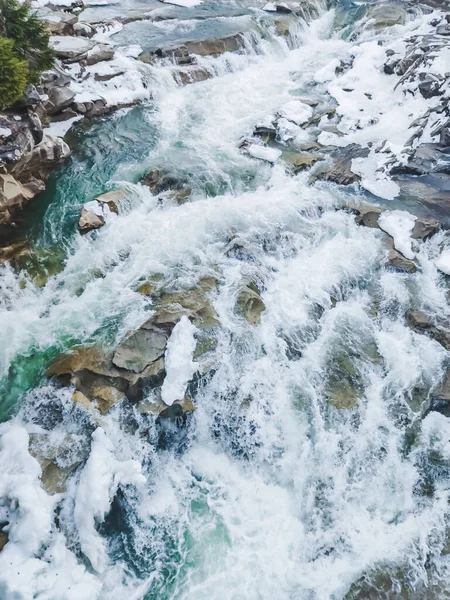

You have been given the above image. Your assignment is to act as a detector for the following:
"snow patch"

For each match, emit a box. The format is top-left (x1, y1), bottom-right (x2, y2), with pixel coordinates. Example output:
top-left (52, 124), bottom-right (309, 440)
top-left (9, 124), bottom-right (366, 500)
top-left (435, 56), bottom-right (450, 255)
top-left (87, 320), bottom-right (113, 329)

top-left (247, 144), bottom-right (281, 163)
top-left (378, 210), bottom-right (417, 260)
top-left (161, 316), bottom-right (198, 407)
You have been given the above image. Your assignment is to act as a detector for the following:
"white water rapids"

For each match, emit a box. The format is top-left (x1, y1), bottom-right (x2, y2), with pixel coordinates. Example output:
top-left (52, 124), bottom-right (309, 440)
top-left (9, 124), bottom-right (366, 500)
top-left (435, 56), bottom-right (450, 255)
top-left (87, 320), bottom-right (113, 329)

top-left (1, 2), bottom-right (450, 599)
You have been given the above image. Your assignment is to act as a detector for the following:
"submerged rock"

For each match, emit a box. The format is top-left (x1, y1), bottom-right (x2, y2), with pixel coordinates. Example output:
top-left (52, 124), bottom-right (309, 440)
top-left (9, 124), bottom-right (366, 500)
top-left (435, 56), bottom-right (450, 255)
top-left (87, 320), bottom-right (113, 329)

top-left (281, 150), bottom-right (324, 172)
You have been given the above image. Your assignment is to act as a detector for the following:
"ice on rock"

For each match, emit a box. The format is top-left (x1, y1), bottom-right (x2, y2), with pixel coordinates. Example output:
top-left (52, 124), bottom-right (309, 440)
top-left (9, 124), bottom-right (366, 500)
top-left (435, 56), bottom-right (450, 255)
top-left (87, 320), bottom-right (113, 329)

top-left (278, 100), bottom-right (313, 125)
top-left (247, 144), bottom-right (282, 163)
top-left (161, 316), bottom-right (198, 407)
top-left (435, 250), bottom-right (450, 276)
top-left (74, 428), bottom-right (145, 573)
top-left (378, 210), bottom-right (417, 260)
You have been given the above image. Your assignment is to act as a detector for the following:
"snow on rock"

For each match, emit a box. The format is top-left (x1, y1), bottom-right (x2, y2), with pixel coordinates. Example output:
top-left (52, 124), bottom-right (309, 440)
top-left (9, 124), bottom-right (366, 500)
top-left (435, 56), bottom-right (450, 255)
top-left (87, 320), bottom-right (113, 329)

top-left (435, 250), bottom-right (450, 276)
top-left (45, 115), bottom-right (83, 139)
top-left (378, 210), bottom-right (417, 260)
top-left (315, 12), bottom-right (449, 200)
top-left (278, 100), bottom-right (313, 125)
top-left (74, 428), bottom-right (145, 573)
top-left (0, 127), bottom-right (12, 138)
top-left (247, 144), bottom-right (281, 163)
top-left (0, 424), bottom-right (100, 599)
top-left (161, 316), bottom-right (198, 407)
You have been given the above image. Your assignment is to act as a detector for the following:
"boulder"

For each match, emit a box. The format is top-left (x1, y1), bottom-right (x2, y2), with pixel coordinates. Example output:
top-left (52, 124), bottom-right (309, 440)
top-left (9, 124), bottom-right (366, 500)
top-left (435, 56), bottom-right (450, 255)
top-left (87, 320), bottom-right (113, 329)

top-left (418, 75), bottom-right (443, 99)
top-left (40, 9), bottom-right (77, 35)
top-left (45, 86), bottom-right (76, 115)
top-left (364, 2), bottom-right (411, 31)
top-left (50, 35), bottom-right (94, 61)
top-left (78, 206), bottom-right (105, 232)
top-left (281, 150), bottom-right (324, 173)
top-left (11, 134), bottom-right (71, 182)
top-left (407, 310), bottom-right (450, 350)
top-left (78, 191), bottom-right (123, 233)
top-left (0, 174), bottom-right (44, 227)
top-left (0, 114), bottom-right (37, 165)
top-left (314, 145), bottom-right (368, 186)
top-left (237, 284), bottom-right (265, 324)
top-left (73, 22), bottom-right (94, 37)
top-left (85, 44), bottom-right (115, 66)
top-left (41, 462), bottom-right (78, 495)
top-left (112, 325), bottom-right (170, 373)
top-left (40, 67), bottom-right (72, 91)
top-left (173, 66), bottom-right (211, 86)
top-left (385, 249), bottom-right (417, 273)
top-left (155, 33), bottom-right (245, 64)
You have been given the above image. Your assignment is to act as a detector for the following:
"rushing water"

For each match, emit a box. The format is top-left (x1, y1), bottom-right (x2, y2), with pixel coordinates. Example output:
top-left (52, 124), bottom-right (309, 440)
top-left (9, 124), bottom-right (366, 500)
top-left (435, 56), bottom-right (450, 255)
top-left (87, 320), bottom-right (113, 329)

top-left (2, 1), bottom-right (450, 599)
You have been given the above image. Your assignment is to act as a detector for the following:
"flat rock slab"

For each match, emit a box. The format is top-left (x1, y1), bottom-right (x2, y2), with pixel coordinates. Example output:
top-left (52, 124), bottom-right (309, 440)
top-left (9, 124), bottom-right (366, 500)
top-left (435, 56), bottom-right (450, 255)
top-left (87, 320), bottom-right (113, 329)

top-left (50, 35), bottom-right (95, 59)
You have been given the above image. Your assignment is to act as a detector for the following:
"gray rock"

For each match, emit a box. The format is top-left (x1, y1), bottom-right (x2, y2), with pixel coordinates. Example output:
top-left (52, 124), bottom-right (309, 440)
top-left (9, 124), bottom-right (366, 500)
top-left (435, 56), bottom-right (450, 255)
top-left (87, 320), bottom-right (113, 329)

top-left (385, 249), bottom-right (417, 273)
top-left (155, 33), bottom-right (245, 65)
top-left (85, 44), bottom-right (115, 66)
top-left (50, 35), bottom-right (94, 61)
top-left (40, 67), bottom-right (72, 90)
top-left (46, 86), bottom-right (76, 114)
top-left (237, 284), bottom-right (265, 325)
top-left (437, 23), bottom-right (450, 35)
top-left (314, 145), bottom-right (369, 186)
top-left (10, 134), bottom-right (71, 182)
top-left (113, 325), bottom-right (170, 373)
top-left (418, 75), bottom-right (443, 99)
top-left (73, 22), bottom-right (93, 37)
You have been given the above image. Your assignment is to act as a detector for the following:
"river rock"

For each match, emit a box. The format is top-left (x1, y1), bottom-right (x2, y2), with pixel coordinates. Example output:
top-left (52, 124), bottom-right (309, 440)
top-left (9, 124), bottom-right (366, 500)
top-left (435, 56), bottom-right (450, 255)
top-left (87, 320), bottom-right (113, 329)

top-left (85, 44), bottom-right (115, 66)
top-left (363, 2), bottom-right (411, 31)
top-left (157, 277), bottom-right (219, 328)
top-left (281, 150), bottom-right (324, 172)
top-left (237, 284), bottom-right (265, 324)
top-left (73, 22), bottom-right (94, 37)
top-left (0, 174), bottom-right (44, 227)
top-left (40, 9), bottom-right (77, 35)
top-left (155, 33), bottom-right (245, 64)
top-left (11, 134), bottom-right (71, 181)
top-left (41, 462), bottom-right (78, 495)
top-left (112, 325), bottom-right (170, 373)
top-left (45, 86), bottom-right (76, 115)
top-left (50, 35), bottom-right (95, 61)
top-left (173, 66), bottom-right (211, 86)
top-left (314, 145), bottom-right (368, 186)
top-left (385, 249), bottom-right (417, 273)
top-left (78, 191), bottom-right (122, 232)
top-left (78, 205), bottom-right (105, 232)
top-left (41, 67), bottom-right (72, 91)
top-left (407, 310), bottom-right (450, 350)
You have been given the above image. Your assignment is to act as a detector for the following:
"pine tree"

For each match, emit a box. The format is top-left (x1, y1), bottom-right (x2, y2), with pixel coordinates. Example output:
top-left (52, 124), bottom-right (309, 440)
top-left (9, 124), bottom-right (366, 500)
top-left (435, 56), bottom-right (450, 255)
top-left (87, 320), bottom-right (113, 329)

top-left (0, 37), bottom-right (28, 107)
top-left (0, 0), bottom-right (54, 84)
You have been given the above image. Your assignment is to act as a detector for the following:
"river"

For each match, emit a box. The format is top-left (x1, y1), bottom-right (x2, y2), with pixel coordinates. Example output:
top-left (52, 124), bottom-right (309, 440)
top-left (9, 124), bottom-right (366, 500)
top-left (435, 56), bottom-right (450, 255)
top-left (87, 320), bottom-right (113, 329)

top-left (1, 1), bottom-right (450, 598)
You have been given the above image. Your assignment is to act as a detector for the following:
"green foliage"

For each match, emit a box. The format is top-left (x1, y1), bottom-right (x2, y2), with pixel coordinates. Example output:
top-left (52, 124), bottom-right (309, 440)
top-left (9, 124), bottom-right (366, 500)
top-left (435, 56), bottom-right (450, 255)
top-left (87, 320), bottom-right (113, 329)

top-left (0, 37), bottom-right (28, 107)
top-left (0, 0), bottom-right (54, 85)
